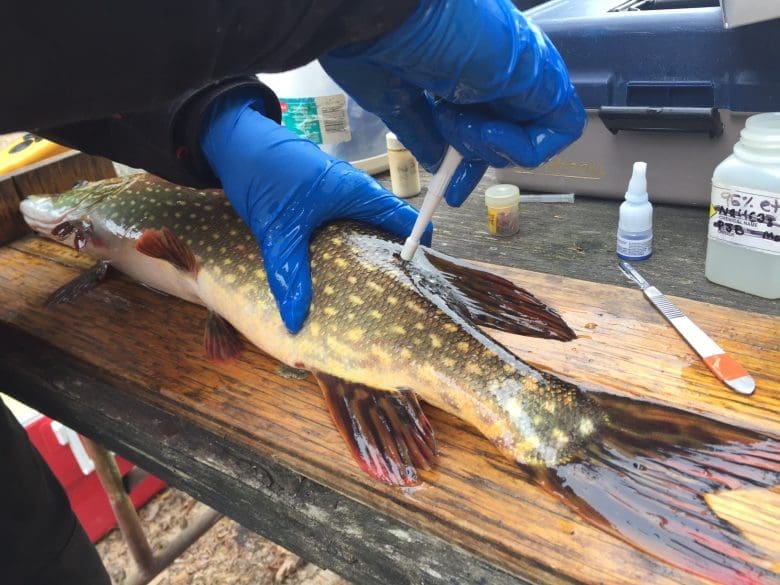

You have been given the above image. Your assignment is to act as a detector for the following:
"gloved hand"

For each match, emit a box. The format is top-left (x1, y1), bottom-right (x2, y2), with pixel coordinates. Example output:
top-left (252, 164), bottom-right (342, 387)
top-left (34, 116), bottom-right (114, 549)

top-left (320, 0), bottom-right (586, 206)
top-left (201, 87), bottom-right (432, 334)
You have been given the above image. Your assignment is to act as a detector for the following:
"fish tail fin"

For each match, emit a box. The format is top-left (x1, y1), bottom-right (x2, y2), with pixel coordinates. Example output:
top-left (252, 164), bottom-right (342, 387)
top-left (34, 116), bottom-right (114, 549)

top-left (533, 394), bottom-right (780, 584)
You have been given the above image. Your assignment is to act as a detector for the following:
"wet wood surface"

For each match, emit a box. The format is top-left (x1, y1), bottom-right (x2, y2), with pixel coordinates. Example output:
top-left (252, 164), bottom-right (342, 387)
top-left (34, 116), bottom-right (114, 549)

top-left (1, 228), bottom-right (777, 585)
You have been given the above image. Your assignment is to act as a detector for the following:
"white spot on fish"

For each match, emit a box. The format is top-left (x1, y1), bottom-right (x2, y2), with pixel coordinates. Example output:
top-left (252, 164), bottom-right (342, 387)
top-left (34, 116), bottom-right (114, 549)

top-left (346, 328), bottom-right (364, 342)
top-left (579, 418), bottom-right (595, 436)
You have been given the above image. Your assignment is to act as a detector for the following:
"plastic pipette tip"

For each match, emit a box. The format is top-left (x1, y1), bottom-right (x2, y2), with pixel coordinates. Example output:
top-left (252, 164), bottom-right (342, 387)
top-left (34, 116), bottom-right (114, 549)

top-left (400, 238), bottom-right (418, 261)
top-left (399, 146), bottom-right (463, 262)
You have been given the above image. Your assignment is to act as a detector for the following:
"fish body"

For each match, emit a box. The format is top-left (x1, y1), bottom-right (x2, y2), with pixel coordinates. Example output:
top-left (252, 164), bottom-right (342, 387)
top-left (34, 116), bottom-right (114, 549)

top-left (20, 175), bottom-right (599, 468)
top-left (20, 175), bottom-right (780, 584)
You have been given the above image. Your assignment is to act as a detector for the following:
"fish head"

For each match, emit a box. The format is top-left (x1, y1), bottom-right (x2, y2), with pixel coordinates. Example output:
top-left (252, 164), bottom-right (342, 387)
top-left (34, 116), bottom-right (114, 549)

top-left (20, 179), bottom-right (119, 241)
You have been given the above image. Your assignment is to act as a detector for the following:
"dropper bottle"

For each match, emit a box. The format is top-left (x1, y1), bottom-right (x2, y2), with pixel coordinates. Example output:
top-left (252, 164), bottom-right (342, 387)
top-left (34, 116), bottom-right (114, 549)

top-left (616, 162), bottom-right (653, 261)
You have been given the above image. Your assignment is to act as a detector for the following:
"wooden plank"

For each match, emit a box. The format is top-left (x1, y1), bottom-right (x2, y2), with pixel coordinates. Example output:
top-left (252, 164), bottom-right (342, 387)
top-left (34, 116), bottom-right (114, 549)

top-left (705, 487), bottom-right (780, 571)
top-left (11, 152), bottom-right (116, 197)
top-left (1, 236), bottom-right (777, 584)
top-left (0, 178), bottom-right (26, 246)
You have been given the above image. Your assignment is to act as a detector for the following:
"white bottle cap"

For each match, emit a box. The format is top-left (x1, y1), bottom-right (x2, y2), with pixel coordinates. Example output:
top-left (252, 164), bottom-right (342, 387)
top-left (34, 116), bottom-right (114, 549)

top-left (625, 162), bottom-right (648, 203)
top-left (619, 161), bottom-right (653, 233)
top-left (386, 132), bottom-right (405, 151)
top-left (485, 184), bottom-right (520, 208)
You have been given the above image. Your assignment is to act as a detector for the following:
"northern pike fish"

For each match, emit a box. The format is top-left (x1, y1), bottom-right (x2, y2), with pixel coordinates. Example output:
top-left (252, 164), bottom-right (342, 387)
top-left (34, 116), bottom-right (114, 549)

top-left (20, 175), bottom-right (779, 584)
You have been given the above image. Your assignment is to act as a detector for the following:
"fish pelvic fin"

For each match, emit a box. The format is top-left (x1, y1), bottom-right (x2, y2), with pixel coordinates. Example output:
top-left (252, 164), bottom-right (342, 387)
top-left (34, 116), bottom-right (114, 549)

top-left (419, 249), bottom-right (576, 341)
top-left (313, 372), bottom-right (437, 486)
top-left (534, 393), bottom-right (780, 584)
top-left (136, 227), bottom-right (198, 276)
top-left (45, 260), bottom-right (111, 307)
top-left (204, 311), bottom-right (243, 363)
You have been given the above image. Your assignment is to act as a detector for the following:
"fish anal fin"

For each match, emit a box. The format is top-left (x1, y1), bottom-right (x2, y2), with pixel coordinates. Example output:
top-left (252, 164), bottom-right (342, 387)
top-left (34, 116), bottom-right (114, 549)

top-left (420, 249), bottom-right (576, 341)
top-left (313, 372), bottom-right (436, 486)
top-left (204, 311), bottom-right (243, 363)
top-left (136, 227), bottom-right (198, 275)
top-left (45, 260), bottom-right (111, 307)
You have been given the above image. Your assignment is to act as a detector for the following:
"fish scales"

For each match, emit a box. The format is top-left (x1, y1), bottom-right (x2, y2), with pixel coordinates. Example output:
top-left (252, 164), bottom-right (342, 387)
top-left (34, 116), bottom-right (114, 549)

top-left (21, 175), bottom-right (602, 468)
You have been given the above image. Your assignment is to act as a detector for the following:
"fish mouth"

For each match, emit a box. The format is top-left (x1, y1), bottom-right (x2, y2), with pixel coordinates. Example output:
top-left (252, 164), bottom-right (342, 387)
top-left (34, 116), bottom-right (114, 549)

top-left (19, 196), bottom-right (68, 235)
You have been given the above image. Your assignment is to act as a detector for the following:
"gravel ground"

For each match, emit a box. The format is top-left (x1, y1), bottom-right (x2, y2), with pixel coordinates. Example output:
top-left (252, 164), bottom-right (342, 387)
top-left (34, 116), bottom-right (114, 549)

top-left (96, 488), bottom-right (350, 585)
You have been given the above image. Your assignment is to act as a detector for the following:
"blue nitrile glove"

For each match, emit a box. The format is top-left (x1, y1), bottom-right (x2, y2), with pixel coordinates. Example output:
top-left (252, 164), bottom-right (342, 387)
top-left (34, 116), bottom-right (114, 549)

top-left (201, 87), bottom-right (432, 334)
top-left (320, 0), bottom-right (586, 207)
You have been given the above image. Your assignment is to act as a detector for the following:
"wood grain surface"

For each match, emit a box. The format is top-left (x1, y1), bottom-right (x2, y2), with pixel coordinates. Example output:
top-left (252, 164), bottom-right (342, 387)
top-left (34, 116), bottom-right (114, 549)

top-left (1, 235), bottom-right (778, 585)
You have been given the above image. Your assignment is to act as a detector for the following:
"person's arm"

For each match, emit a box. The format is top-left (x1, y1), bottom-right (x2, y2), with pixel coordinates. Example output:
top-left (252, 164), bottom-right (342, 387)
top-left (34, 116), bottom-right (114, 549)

top-left (4, 0), bottom-right (418, 186)
top-left (37, 78), bottom-right (278, 188)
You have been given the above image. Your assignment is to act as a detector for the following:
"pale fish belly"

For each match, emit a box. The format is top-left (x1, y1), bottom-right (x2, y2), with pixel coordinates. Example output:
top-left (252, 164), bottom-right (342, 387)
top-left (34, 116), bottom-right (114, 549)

top-left (195, 265), bottom-right (455, 400)
top-left (88, 224), bottom-right (203, 305)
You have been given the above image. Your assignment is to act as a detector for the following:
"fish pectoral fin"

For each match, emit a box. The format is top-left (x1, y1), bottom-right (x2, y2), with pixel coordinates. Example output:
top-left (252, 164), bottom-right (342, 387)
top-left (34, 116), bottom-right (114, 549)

top-left (420, 249), bottom-right (576, 341)
top-left (45, 260), bottom-right (111, 307)
top-left (313, 372), bottom-right (437, 487)
top-left (136, 227), bottom-right (198, 275)
top-left (52, 219), bottom-right (93, 251)
top-left (204, 311), bottom-right (243, 363)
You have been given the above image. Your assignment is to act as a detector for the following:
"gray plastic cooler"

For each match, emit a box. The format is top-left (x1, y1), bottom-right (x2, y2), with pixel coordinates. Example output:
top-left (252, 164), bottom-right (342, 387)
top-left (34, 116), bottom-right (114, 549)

top-left (496, 0), bottom-right (780, 206)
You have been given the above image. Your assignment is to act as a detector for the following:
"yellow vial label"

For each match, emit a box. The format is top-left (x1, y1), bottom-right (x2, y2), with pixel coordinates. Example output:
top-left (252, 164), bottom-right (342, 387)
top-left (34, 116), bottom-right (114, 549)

top-left (487, 208), bottom-right (498, 234)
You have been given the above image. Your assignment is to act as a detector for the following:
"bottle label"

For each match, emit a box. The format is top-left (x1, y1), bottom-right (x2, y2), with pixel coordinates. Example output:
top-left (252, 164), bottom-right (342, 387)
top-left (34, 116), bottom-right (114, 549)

top-left (487, 206), bottom-right (520, 236)
top-left (709, 182), bottom-right (780, 254)
top-left (278, 95), bottom-right (351, 145)
top-left (616, 232), bottom-right (652, 260)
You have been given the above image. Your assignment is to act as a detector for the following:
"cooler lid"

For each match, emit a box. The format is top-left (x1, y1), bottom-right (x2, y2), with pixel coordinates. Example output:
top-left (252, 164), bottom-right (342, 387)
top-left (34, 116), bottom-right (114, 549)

top-left (721, 0), bottom-right (780, 28)
top-left (527, 0), bottom-right (780, 113)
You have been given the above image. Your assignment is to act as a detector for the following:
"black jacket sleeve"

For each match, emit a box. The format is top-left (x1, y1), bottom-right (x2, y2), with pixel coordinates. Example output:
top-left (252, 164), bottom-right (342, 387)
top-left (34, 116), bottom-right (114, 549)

top-left (3, 1), bottom-right (418, 187)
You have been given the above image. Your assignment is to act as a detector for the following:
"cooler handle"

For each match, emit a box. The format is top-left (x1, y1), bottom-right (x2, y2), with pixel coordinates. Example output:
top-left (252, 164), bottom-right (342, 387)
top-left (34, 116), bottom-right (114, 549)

top-left (598, 107), bottom-right (723, 137)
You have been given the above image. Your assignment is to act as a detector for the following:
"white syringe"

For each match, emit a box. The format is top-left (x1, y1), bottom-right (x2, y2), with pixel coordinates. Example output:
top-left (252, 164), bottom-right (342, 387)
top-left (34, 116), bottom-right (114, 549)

top-left (400, 146), bottom-right (464, 261)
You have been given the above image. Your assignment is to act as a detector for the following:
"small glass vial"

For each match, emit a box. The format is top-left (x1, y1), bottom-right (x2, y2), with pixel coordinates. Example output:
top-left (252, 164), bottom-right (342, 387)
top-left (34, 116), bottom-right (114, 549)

top-left (386, 132), bottom-right (420, 198)
top-left (485, 184), bottom-right (520, 236)
top-left (705, 112), bottom-right (780, 299)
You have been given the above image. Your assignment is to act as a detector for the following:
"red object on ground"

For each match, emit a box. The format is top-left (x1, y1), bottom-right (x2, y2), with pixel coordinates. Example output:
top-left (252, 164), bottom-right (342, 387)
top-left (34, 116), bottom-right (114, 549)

top-left (24, 414), bottom-right (167, 542)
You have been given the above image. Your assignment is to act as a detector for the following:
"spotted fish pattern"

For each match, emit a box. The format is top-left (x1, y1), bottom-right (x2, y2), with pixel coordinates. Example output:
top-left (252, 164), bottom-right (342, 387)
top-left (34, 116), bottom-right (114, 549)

top-left (21, 174), bottom-right (601, 470)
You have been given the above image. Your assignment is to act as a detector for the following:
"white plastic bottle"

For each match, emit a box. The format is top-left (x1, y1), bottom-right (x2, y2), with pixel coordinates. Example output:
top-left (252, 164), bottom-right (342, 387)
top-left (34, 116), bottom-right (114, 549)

top-left (616, 162), bottom-right (653, 261)
top-left (705, 113), bottom-right (780, 299)
top-left (386, 132), bottom-right (420, 198)
top-left (258, 61), bottom-right (389, 173)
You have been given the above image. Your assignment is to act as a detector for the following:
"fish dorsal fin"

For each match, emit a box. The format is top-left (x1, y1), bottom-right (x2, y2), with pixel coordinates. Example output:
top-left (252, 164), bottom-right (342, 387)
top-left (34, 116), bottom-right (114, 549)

top-left (313, 372), bottom-right (437, 486)
top-left (204, 311), bottom-right (243, 363)
top-left (136, 227), bottom-right (198, 275)
top-left (418, 249), bottom-right (576, 341)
